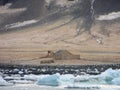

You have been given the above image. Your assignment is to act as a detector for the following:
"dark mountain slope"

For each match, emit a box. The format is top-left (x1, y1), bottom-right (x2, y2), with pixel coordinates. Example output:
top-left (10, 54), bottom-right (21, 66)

top-left (94, 0), bottom-right (120, 15)
top-left (9, 0), bottom-right (47, 21)
top-left (0, 0), bottom-right (47, 30)
top-left (0, 0), bottom-right (120, 34)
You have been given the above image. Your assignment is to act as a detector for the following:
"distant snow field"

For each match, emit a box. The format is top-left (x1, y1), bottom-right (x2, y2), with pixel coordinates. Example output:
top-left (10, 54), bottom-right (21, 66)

top-left (97, 11), bottom-right (120, 20)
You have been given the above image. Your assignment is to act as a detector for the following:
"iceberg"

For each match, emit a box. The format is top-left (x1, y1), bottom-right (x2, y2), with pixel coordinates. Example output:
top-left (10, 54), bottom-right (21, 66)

top-left (24, 74), bottom-right (42, 81)
top-left (36, 68), bottom-right (120, 87)
top-left (1, 68), bottom-right (119, 87)
top-left (37, 74), bottom-right (75, 86)
top-left (59, 74), bottom-right (74, 86)
top-left (112, 77), bottom-right (120, 85)
top-left (100, 68), bottom-right (120, 85)
top-left (37, 73), bottom-right (60, 86)
top-left (0, 76), bottom-right (12, 86)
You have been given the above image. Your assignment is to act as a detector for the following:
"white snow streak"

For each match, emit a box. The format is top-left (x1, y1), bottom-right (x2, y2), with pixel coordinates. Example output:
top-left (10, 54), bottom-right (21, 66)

top-left (97, 12), bottom-right (120, 20)
top-left (5, 20), bottom-right (38, 29)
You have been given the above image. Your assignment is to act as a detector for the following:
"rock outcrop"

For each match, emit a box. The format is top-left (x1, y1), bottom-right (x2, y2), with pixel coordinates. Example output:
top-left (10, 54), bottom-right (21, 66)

top-left (43, 50), bottom-right (80, 60)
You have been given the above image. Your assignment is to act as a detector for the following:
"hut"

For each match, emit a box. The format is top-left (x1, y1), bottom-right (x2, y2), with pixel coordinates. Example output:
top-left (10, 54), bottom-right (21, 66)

top-left (54, 50), bottom-right (80, 60)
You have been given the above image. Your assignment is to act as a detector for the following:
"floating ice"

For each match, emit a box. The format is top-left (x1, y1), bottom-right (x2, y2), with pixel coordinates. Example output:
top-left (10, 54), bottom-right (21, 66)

top-left (112, 77), bottom-right (120, 85)
top-left (1, 68), bottom-right (120, 88)
top-left (8, 80), bottom-right (33, 84)
top-left (0, 76), bottom-right (12, 86)
top-left (4, 75), bottom-right (21, 81)
top-left (37, 73), bottom-right (60, 86)
top-left (18, 71), bottom-right (24, 74)
top-left (59, 74), bottom-right (74, 86)
top-left (24, 74), bottom-right (49, 81)
top-left (36, 68), bottom-right (120, 87)
top-left (100, 68), bottom-right (120, 85)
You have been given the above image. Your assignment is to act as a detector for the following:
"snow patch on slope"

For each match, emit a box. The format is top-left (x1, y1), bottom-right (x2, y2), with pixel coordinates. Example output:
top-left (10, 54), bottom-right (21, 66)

top-left (97, 12), bottom-right (120, 20)
top-left (5, 20), bottom-right (38, 29)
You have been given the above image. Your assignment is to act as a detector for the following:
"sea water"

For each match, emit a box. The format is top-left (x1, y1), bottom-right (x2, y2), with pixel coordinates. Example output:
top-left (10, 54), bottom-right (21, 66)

top-left (0, 68), bottom-right (120, 90)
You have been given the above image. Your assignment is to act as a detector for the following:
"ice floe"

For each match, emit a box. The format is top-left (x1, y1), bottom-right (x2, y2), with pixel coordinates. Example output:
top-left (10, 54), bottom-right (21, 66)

top-left (0, 76), bottom-right (12, 86)
top-left (36, 68), bottom-right (120, 87)
top-left (1, 68), bottom-right (120, 89)
top-left (37, 74), bottom-right (60, 86)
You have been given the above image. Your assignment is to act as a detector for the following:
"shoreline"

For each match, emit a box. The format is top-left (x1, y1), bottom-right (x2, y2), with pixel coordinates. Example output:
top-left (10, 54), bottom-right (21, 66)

top-left (0, 63), bottom-right (120, 75)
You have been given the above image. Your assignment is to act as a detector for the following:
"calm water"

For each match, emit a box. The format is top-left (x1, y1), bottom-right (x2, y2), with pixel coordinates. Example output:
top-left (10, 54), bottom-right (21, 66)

top-left (0, 84), bottom-right (120, 90)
